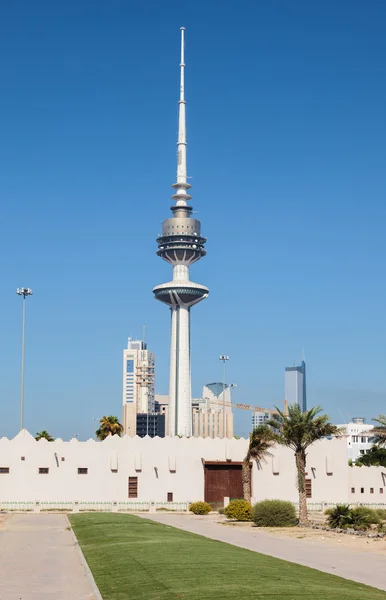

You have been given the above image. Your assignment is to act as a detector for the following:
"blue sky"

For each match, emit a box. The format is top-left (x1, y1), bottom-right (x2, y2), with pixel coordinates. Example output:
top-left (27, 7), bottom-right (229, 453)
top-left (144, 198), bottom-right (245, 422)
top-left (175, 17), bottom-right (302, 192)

top-left (1, 0), bottom-right (385, 439)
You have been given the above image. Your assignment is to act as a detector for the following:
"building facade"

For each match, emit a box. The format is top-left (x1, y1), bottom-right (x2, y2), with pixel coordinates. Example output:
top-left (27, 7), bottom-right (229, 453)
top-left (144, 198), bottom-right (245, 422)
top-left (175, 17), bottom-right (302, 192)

top-left (1, 430), bottom-right (385, 507)
top-left (153, 29), bottom-right (208, 437)
top-left (252, 412), bottom-right (270, 430)
top-left (203, 383), bottom-right (232, 413)
top-left (336, 418), bottom-right (375, 463)
top-left (285, 360), bottom-right (307, 412)
top-left (192, 410), bottom-right (234, 439)
top-left (122, 338), bottom-right (155, 436)
top-left (136, 413), bottom-right (165, 438)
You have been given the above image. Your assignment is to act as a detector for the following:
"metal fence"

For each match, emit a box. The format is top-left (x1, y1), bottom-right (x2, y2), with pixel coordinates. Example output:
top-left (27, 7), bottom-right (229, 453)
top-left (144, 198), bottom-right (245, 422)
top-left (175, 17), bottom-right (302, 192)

top-left (40, 502), bottom-right (74, 511)
top-left (0, 501), bottom-right (35, 512)
top-left (292, 501), bottom-right (386, 513)
top-left (155, 502), bottom-right (188, 512)
top-left (118, 502), bottom-right (150, 512)
top-left (77, 502), bottom-right (114, 512)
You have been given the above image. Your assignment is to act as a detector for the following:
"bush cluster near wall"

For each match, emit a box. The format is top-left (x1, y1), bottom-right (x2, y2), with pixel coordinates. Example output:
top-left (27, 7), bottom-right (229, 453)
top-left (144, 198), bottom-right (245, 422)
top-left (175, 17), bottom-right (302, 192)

top-left (224, 499), bottom-right (252, 521)
top-left (222, 499), bottom-right (297, 526)
top-left (189, 501), bottom-right (211, 515)
top-left (252, 500), bottom-right (298, 527)
top-left (326, 504), bottom-right (383, 531)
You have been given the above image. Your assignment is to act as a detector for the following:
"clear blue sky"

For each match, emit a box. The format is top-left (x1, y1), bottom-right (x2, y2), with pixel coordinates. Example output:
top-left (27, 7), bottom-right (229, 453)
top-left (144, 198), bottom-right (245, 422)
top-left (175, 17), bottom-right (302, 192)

top-left (1, 0), bottom-right (385, 439)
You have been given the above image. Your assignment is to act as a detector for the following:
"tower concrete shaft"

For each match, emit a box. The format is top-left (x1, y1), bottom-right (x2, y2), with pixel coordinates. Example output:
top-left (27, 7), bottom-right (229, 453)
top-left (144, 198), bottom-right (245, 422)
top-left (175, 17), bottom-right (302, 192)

top-left (153, 28), bottom-right (208, 437)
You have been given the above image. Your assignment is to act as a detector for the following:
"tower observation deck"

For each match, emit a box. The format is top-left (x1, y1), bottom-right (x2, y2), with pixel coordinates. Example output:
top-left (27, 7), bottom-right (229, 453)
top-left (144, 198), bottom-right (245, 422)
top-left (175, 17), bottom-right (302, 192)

top-left (153, 28), bottom-right (208, 437)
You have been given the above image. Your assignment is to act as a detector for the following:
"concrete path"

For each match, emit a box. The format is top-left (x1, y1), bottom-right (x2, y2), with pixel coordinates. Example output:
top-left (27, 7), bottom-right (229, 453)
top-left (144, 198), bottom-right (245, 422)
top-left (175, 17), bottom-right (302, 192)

top-left (0, 514), bottom-right (96, 600)
top-left (140, 513), bottom-right (386, 592)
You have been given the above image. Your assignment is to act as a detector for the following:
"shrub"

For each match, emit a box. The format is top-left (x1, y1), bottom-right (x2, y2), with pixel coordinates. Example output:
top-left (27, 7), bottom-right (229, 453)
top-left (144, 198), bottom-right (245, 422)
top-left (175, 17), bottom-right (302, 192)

top-left (218, 507), bottom-right (225, 515)
top-left (189, 501), bottom-right (211, 515)
top-left (350, 507), bottom-right (380, 530)
top-left (224, 499), bottom-right (252, 521)
top-left (252, 500), bottom-right (297, 527)
top-left (326, 504), bottom-right (352, 529)
top-left (376, 508), bottom-right (386, 520)
top-left (326, 505), bottom-right (381, 530)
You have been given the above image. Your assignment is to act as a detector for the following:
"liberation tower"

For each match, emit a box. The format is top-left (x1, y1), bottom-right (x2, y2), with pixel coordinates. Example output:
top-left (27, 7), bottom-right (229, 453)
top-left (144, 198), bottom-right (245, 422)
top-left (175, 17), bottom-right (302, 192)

top-left (153, 28), bottom-right (208, 437)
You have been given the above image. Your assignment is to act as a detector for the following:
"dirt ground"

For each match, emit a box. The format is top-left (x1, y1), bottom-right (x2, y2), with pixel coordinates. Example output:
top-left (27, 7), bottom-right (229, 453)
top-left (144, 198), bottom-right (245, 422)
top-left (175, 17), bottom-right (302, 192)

top-left (221, 515), bottom-right (386, 555)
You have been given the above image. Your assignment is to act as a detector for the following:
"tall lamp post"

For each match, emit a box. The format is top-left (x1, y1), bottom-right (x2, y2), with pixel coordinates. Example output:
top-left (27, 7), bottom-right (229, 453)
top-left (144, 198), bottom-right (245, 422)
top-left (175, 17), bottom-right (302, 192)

top-left (17, 288), bottom-right (33, 431)
top-left (219, 355), bottom-right (229, 437)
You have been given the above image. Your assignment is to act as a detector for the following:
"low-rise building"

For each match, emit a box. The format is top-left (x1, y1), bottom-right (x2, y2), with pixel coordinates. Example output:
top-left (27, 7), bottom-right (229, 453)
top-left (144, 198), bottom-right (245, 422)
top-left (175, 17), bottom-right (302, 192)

top-left (336, 418), bottom-right (375, 463)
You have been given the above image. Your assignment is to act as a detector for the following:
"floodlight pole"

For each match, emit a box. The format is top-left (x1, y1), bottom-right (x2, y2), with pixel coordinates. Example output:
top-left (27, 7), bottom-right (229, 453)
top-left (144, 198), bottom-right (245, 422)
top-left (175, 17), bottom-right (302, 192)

top-left (17, 288), bottom-right (33, 431)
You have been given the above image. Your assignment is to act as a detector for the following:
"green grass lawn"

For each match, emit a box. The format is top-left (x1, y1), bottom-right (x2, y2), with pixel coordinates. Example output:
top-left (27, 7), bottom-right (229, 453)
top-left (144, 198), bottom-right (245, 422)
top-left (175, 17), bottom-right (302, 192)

top-left (69, 513), bottom-right (386, 600)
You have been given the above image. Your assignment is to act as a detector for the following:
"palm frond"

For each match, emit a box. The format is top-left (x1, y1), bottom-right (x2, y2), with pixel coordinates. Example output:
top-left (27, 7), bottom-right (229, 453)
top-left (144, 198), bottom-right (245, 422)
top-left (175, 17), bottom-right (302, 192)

top-left (372, 415), bottom-right (386, 447)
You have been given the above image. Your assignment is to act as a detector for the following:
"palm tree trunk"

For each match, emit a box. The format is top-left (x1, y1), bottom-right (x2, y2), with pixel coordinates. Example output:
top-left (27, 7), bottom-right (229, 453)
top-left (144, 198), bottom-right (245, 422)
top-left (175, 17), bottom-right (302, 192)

top-left (295, 450), bottom-right (308, 525)
top-left (242, 460), bottom-right (251, 502)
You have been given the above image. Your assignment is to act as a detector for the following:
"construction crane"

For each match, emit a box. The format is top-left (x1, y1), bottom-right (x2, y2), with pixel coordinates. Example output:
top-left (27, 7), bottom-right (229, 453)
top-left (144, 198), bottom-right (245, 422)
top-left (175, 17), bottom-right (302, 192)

top-left (209, 399), bottom-right (288, 416)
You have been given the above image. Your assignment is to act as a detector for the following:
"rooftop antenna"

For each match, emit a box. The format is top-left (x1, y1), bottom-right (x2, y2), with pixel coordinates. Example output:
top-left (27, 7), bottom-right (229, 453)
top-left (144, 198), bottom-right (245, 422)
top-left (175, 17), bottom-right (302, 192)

top-left (171, 26), bottom-right (192, 206)
top-left (143, 324), bottom-right (146, 345)
top-left (337, 408), bottom-right (347, 424)
top-left (301, 348), bottom-right (306, 362)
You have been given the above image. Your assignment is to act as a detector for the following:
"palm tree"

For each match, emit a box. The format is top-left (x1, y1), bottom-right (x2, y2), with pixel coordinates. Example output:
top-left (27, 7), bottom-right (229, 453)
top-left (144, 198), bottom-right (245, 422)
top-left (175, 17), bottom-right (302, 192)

top-left (35, 430), bottom-right (54, 441)
top-left (267, 404), bottom-right (340, 525)
top-left (95, 416), bottom-right (123, 440)
top-left (242, 425), bottom-right (275, 503)
top-left (372, 415), bottom-right (386, 446)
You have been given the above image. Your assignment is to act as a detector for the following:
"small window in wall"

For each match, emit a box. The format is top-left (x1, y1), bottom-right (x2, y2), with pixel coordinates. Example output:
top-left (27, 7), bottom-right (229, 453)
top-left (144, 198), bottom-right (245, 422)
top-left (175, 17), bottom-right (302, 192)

top-left (61, 457), bottom-right (65, 462)
top-left (370, 488), bottom-right (374, 494)
top-left (167, 492), bottom-right (173, 502)
top-left (21, 457), bottom-right (25, 461)
top-left (380, 488), bottom-right (384, 494)
top-left (305, 478), bottom-right (312, 499)
top-left (78, 468), bottom-right (88, 475)
top-left (361, 487), bottom-right (364, 493)
top-left (0, 467), bottom-right (10, 474)
top-left (39, 468), bottom-right (49, 474)
top-left (128, 477), bottom-right (138, 498)
top-left (351, 487), bottom-right (355, 493)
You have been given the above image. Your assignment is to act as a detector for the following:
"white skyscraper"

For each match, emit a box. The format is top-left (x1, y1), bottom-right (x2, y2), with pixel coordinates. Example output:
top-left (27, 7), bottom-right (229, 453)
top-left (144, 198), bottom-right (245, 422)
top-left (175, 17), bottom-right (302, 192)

top-left (122, 338), bottom-right (155, 436)
top-left (153, 29), bottom-right (208, 437)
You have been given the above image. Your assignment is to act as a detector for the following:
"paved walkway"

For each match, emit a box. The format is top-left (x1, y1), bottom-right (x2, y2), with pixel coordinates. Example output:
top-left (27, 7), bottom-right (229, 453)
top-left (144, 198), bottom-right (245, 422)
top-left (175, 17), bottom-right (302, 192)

top-left (140, 513), bottom-right (386, 592)
top-left (0, 514), bottom-right (96, 600)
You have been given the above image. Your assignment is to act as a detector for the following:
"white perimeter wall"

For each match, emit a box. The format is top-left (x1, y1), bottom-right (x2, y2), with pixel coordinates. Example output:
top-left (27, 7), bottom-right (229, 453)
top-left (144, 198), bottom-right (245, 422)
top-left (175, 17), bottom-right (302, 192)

top-left (0, 431), bottom-right (385, 505)
top-left (252, 438), bottom-right (349, 504)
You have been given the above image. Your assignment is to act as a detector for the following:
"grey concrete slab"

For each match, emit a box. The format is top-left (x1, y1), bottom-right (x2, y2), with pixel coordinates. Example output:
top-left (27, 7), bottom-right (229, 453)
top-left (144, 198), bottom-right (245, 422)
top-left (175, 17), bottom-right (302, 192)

top-left (139, 513), bottom-right (386, 593)
top-left (0, 514), bottom-right (96, 600)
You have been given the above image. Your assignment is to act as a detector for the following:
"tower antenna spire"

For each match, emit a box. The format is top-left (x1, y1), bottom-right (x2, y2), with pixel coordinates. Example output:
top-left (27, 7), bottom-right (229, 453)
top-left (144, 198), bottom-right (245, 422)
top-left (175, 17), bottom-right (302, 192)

top-left (172, 27), bottom-right (192, 205)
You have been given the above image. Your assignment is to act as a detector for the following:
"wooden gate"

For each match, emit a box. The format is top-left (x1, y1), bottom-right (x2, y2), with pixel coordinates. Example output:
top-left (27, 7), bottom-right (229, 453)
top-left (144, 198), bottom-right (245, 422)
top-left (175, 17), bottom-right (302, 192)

top-left (204, 462), bottom-right (245, 503)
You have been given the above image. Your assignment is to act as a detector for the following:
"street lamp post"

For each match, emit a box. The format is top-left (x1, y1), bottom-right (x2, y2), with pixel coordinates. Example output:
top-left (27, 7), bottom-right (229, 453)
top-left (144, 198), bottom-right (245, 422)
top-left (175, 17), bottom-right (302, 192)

top-left (16, 288), bottom-right (33, 431)
top-left (219, 355), bottom-right (229, 438)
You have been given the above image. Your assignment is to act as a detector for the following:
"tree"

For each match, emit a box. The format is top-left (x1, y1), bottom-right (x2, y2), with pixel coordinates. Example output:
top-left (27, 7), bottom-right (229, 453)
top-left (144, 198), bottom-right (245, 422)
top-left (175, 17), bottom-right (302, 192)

top-left (267, 404), bottom-right (340, 525)
top-left (35, 430), bottom-right (54, 441)
top-left (242, 425), bottom-right (275, 503)
top-left (372, 415), bottom-right (386, 446)
top-left (95, 416), bottom-right (123, 440)
top-left (355, 446), bottom-right (386, 467)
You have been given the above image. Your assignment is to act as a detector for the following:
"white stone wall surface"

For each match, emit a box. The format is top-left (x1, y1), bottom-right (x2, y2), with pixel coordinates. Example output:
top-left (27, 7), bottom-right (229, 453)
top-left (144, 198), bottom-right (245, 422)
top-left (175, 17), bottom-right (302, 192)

top-left (0, 431), bottom-right (384, 507)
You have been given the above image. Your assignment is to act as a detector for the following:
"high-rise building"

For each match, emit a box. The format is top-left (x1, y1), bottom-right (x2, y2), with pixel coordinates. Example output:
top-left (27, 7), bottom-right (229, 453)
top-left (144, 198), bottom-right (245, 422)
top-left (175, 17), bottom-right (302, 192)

top-left (192, 410), bottom-right (234, 439)
top-left (252, 412), bottom-right (270, 430)
top-left (285, 360), bottom-right (307, 412)
top-left (153, 28), bottom-right (208, 437)
top-left (122, 338), bottom-right (155, 436)
top-left (136, 413), bottom-right (166, 438)
top-left (203, 383), bottom-right (232, 413)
